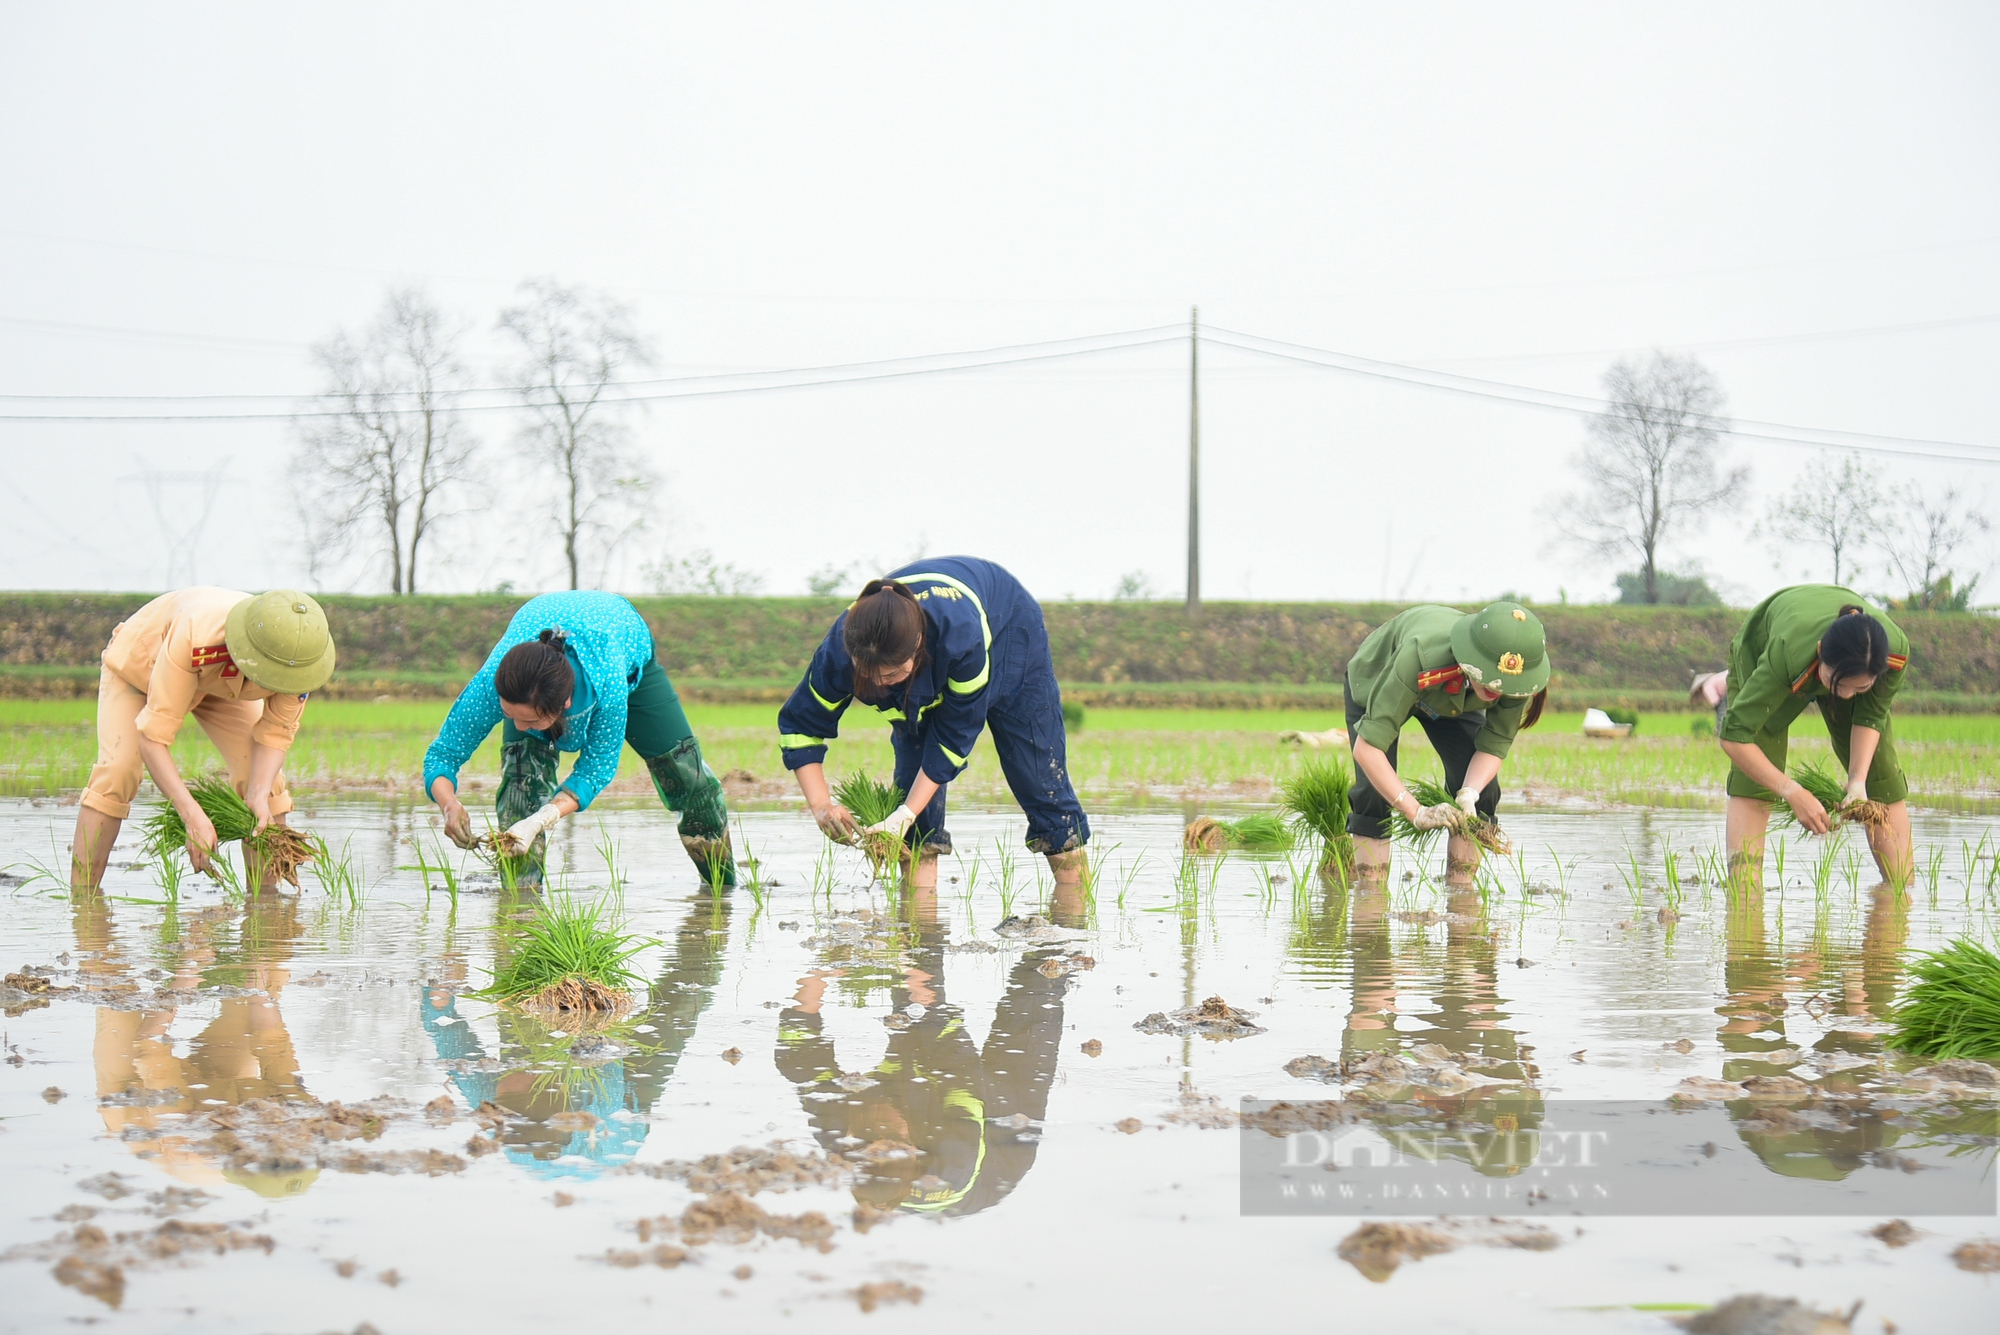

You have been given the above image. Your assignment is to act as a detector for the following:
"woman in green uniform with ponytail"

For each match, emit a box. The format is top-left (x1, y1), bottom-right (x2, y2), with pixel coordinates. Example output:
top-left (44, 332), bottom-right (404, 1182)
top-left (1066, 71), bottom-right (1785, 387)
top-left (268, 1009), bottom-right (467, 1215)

top-left (1713, 586), bottom-right (1913, 884)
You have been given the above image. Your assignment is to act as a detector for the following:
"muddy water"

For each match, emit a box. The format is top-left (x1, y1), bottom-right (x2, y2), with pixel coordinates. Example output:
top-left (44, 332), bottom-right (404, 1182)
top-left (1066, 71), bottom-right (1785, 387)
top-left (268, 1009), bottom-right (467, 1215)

top-left (2, 796), bottom-right (1996, 1333)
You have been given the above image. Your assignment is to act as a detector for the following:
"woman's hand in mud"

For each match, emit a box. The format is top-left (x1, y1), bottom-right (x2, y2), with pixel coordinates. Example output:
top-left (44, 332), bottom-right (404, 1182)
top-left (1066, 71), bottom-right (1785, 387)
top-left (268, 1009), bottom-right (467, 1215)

top-left (1779, 781), bottom-right (1831, 835)
top-left (439, 799), bottom-right (479, 850)
top-left (181, 806), bottom-right (219, 873)
top-left (812, 803), bottom-right (859, 844)
top-left (1411, 803), bottom-right (1467, 832)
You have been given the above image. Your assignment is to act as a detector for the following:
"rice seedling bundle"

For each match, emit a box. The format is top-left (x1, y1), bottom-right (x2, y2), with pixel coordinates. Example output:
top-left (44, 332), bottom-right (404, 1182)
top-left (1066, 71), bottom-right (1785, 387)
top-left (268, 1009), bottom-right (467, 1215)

top-left (1887, 937), bottom-right (2000, 1060)
top-left (832, 770), bottom-right (910, 869)
top-left (139, 772), bottom-right (316, 888)
top-left (1386, 776), bottom-right (1512, 856)
top-left (1770, 759), bottom-right (1891, 832)
top-left (1182, 812), bottom-right (1295, 854)
top-left (474, 894), bottom-right (653, 1014)
top-left (1279, 756), bottom-right (1355, 872)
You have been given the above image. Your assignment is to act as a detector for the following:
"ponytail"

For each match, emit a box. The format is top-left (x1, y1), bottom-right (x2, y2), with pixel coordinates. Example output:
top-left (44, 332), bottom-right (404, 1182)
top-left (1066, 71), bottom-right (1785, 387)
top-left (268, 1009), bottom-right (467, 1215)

top-left (844, 579), bottom-right (930, 705)
top-left (1521, 689), bottom-right (1547, 729)
top-left (495, 628), bottom-right (575, 741)
top-left (1819, 604), bottom-right (1889, 691)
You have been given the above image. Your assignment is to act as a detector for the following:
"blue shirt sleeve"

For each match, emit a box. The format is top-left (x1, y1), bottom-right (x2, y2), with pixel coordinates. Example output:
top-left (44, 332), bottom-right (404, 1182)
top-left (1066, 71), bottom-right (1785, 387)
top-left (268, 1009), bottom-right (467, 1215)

top-left (918, 604), bottom-right (993, 785)
top-left (424, 658), bottom-right (507, 802)
top-left (777, 626), bottom-right (853, 772)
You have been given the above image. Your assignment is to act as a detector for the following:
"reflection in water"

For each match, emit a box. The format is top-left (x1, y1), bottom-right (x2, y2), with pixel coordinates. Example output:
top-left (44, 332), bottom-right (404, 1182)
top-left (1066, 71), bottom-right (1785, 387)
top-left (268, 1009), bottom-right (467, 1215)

top-left (83, 891), bottom-right (319, 1198)
top-left (420, 889), bottom-right (735, 1178)
top-left (1717, 881), bottom-right (1920, 1181)
top-left (777, 890), bottom-right (1064, 1216)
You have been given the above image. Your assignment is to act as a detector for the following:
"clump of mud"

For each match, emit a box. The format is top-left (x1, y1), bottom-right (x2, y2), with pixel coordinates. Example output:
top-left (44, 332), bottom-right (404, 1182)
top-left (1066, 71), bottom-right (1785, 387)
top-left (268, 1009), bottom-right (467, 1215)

top-left (5, 1219), bottom-right (277, 1309)
top-left (1670, 1294), bottom-right (1859, 1334)
top-left (624, 1142), bottom-right (851, 1195)
top-left (1335, 1218), bottom-right (1558, 1283)
top-left (1284, 1044), bottom-right (1513, 1098)
top-left (993, 915), bottom-right (1084, 944)
top-left (172, 1097), bottom-right (465, 1180)
top-left (629, 1191), bottom-right (838, 1254)
top-left (1953, 1238), bottom-right (2000, 1273)
top-left (853, 1279), bottom-right (924, 1312)
top-left (1868, 1219), bottom-right (1918, 1248)
top-left (1134, 995), bottom-right (1265, 1040)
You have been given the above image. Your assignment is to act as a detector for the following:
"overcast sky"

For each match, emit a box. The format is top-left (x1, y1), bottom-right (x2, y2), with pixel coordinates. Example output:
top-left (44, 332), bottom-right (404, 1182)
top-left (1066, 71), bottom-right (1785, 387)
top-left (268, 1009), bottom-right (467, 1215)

top-left (3, 3), bottom-right (1996, 605)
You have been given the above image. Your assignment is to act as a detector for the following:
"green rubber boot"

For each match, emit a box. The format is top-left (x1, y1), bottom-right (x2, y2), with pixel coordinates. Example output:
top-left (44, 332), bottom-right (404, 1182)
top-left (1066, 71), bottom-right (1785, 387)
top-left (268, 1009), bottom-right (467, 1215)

top-left (644, 737), bottom-right (736, 886)
top-left (496, 733), bottom-right (560, 888)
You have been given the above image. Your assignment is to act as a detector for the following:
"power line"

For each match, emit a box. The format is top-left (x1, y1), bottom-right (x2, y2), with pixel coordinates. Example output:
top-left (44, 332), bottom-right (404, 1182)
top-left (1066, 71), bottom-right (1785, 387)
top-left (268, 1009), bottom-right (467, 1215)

top-left (0, 334), bottom-right (1187, 422)
top-left (1426, 310), bottom-right (2000, 366)
top-left (0, 323), bottom-right (1186, 405)
top-left (1201, 325), bottom-right (2000, 460)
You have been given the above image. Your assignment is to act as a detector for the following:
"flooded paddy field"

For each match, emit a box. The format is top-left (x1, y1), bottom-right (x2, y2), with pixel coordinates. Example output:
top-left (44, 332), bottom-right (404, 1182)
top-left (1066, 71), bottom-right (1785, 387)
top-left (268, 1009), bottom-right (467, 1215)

top-left (3, 797), bottom-right (1998, 1333)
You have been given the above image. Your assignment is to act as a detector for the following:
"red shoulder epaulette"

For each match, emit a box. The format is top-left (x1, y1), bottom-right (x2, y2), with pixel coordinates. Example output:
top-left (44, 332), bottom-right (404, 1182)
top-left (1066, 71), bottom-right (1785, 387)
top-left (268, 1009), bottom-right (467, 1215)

top-left (191, 643), bottom-right (240, 678)
top-left (1417, 665), bottom-right (1465, 694)
top-left (1789, 654), bottom-right (1820, 694)
top-left (1886, 653), bottom-right (1907, 672)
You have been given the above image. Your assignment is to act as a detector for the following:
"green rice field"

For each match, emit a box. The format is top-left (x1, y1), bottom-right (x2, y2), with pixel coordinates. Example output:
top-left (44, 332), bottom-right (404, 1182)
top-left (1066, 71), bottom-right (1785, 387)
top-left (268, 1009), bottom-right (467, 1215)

top-left (4, 698), bottom-right (1996, 812)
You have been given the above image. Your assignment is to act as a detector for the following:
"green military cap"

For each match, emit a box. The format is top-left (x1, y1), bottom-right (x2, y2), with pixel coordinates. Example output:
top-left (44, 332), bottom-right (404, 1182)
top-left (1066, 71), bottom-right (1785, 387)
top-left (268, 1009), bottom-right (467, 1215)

top-left (1451, 601), bottom-right (1550, 697)
top-left (225, 590), bottom-right (336, 694)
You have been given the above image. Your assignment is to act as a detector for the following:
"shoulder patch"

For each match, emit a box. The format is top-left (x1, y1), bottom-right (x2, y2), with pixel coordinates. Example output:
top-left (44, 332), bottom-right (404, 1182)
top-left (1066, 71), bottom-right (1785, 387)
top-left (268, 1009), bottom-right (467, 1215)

top-left (1886, 653), bottom-right (1907, 672)
top-left (192, 643), bottom-right (239, 677)
top-left (1789, 653), bottom-right (1821, 695)
top-left (1417, 665), bottom-right (1465, 692)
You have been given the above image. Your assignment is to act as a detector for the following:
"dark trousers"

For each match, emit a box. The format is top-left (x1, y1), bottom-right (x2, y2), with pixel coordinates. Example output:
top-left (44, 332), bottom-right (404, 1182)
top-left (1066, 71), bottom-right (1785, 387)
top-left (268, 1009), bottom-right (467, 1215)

top-left (891, 623), bottom-right (1090, 856)
top-left (1343, 679), bottom-right (1501, 840)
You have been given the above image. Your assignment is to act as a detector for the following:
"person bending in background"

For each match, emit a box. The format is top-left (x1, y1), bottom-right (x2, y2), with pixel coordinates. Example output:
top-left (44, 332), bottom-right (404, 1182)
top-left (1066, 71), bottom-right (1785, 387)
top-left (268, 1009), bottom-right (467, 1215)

top-left (425, 590), bottom-right (733, 885)
top-left (1342, 601), bottom-right (1550, 878)
top-left (777, 557), bottom-right (1089, 890)
top-left (1709, 586), bottom-right (1913, 884)
top-left (70, 587), bottom-right (335, 889)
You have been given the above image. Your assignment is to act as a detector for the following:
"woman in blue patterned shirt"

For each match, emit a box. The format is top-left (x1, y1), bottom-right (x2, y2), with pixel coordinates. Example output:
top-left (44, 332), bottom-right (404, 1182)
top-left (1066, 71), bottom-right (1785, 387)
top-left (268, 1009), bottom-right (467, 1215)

top-left (423, 591), bottom-right (733, 884)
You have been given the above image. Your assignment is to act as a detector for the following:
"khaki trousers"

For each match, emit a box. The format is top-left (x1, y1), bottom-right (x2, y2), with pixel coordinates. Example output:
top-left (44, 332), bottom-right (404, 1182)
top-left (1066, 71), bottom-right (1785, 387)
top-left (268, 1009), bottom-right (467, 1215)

top-left (82, 667), bottom-right (293, 821)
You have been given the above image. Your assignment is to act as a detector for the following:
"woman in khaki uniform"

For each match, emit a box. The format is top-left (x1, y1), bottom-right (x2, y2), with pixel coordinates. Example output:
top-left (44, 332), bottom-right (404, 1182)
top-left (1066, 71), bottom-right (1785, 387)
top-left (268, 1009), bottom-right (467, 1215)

top-left (70, 587), bottom-right (335, 889)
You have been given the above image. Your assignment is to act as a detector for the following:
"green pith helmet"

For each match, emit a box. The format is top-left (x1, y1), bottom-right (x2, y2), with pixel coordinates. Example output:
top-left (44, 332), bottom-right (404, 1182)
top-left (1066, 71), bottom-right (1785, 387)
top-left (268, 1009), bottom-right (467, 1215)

top-left (225, 590), bottom-right (336, 694)
top-left (1451, 600), bottom-right (1550, 698)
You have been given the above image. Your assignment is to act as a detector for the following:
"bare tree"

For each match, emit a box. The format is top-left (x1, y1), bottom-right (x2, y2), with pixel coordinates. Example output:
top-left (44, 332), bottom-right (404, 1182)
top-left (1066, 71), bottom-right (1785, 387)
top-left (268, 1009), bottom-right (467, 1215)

top-left (1880, 485), bottom-right (1989, 610)
top-left (1758, 452), bottom-right (1886, 587)
top-left (294, 288), bottom-right (477, 593)
top-left (498, 278), bottom-right (656, 589)
top-left (1554, 352), bottom-right (1746, 603)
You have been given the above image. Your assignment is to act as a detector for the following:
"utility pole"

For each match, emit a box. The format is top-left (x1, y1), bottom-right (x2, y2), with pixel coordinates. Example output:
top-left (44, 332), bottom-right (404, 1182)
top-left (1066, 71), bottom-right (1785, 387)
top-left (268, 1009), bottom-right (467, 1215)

top-left (1186, 305), bottom-right (1200, 611)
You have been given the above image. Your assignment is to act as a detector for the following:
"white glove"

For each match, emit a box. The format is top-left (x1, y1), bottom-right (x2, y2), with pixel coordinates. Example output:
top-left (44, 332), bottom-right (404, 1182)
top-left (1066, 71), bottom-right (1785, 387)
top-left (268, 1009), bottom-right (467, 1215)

top-left (1410, 803), bottom-right (1466, 832)
top-left (497, 801), bottom-right (566, 855)
top-left (863, 804), bottom-right (918, 841)
top-left (1455, 786), bottom-right (1481, 817)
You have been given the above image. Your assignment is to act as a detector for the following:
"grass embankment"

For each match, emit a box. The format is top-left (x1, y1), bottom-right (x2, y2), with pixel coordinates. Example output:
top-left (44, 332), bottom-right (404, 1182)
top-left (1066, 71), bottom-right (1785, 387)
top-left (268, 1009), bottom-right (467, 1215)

top-left (5, 699), bottom-right (1997, 811)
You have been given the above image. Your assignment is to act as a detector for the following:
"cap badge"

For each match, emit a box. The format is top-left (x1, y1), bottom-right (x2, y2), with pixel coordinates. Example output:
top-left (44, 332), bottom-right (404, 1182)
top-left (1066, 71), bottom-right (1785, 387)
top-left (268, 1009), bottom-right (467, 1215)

top-left (1499, 652), bottom-right (1526, 675)
top-left (1512, 608), bottom-right (1527, 621)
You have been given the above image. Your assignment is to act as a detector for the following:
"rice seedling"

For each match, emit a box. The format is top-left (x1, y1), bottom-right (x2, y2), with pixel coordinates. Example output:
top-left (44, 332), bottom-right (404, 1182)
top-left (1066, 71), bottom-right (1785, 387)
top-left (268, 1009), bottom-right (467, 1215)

top-left (1769, 837), bottom-right (1788, 890)
top-left (1922, 846), bottom-right (1947, 907)
top-left (1617, 847), bottom-right (1646, 913)
top-left (832, 770), bottom-right (909, 873)
top-left (308, 835), bottom-right (363, 908)
top-left (139, 773), bottom-right (316, 889)
top-left (1770, 758), bottom-right (1890, 833)
top-left (1181, 812), bottom-right (1295, 854)
top-left (994, 839), bottom-right (1020, 917)
top-left (1543, 845), bottom-right (1577, 899)
top-left (1385, 775), bottom-right (1511, 856)
top-left (1809, 837), bottom-right (1842, 903)
top-left (595, 824), bottom-right (626, 896)
top-left (1660, 842), bottom-right (1685, 917)
top-left (1278, 757), bottom-right (1354, 872)
top-left (811, 843), bottom-right (838, 903)
top-left (735, 820), bottom-right (768, 906)
top-left (404, 838), bottom-right (463, 903)
top-left (473, 893), bottom-right (654, 1014)
top-left (1115, 851), bottom-right (1146, 908)
top-left (1887, 937), bottom-right (2000, 1059)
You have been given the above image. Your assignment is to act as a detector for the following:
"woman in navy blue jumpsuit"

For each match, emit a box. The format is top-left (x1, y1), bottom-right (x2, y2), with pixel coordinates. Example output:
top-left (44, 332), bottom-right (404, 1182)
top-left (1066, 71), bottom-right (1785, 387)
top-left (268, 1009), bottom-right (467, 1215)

top-left (777, 557), bottom-right (1090, 887)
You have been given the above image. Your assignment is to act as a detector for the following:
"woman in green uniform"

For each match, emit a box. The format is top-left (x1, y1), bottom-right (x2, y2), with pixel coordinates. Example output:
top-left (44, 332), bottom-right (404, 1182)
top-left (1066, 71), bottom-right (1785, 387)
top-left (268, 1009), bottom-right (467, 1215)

top-left (1715, 586), bottom-right (1912, 884)
top-left (1342, 601), bottom-right (1550, 876)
